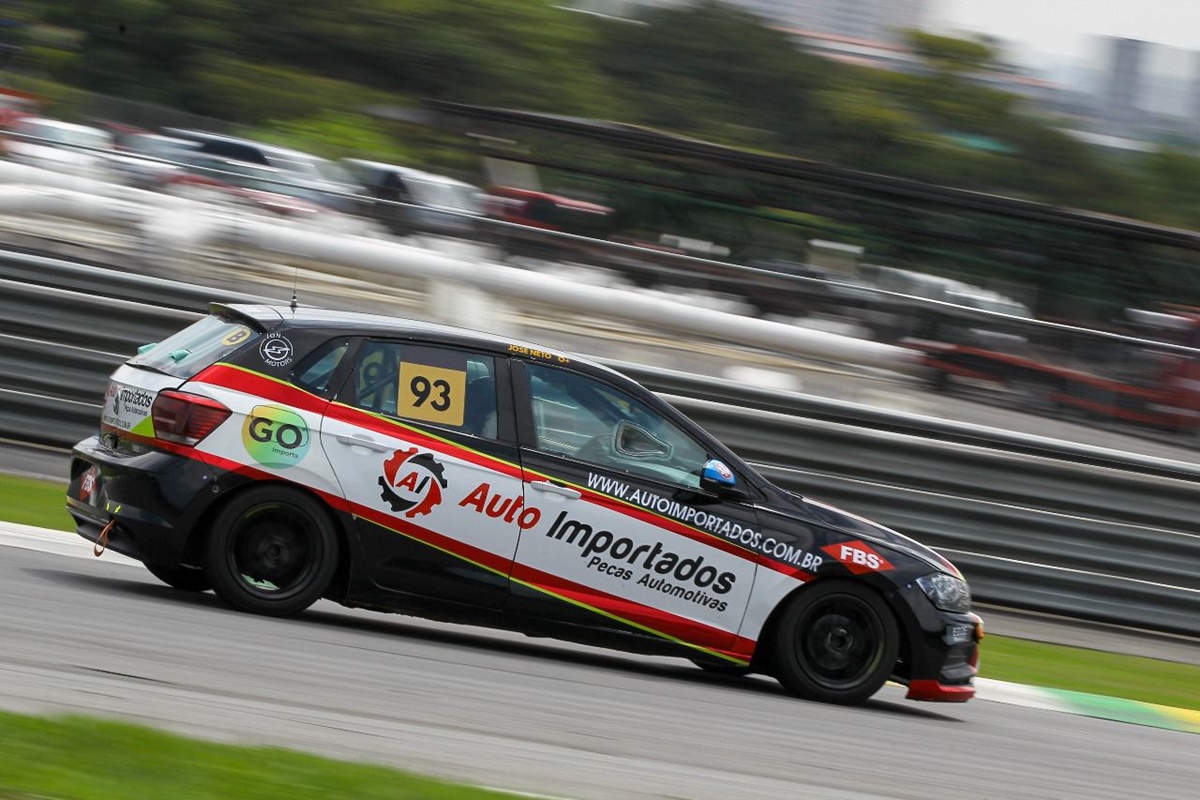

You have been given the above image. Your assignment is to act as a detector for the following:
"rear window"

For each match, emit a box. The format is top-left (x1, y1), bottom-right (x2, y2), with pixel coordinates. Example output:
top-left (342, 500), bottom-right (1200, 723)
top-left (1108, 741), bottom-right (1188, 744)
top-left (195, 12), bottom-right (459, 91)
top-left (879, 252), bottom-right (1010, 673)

top-left (128, 315), bottom-right (260, 379)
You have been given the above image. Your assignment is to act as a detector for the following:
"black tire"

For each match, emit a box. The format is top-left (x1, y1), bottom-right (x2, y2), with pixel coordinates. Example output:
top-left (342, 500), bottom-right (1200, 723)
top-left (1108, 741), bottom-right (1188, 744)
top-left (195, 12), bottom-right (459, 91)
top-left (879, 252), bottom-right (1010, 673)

top-left (773, 581), bottom-right (900, 705)
top-left (144, 562), bottom-right (210, 593)
top-left (204, 486), bottom-right (338, 617)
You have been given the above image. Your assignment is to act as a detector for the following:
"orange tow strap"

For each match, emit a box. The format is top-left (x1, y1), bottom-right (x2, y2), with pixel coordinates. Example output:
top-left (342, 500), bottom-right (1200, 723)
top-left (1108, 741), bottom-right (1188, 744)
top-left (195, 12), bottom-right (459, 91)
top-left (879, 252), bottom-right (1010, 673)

top-left (94, 519), bottom-right (115, 558)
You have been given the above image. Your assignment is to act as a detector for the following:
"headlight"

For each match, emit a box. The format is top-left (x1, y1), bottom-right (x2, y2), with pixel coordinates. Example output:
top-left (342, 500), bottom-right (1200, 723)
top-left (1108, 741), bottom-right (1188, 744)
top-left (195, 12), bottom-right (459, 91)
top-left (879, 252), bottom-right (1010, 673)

top-left (917, 573), bottom-right (971, 613)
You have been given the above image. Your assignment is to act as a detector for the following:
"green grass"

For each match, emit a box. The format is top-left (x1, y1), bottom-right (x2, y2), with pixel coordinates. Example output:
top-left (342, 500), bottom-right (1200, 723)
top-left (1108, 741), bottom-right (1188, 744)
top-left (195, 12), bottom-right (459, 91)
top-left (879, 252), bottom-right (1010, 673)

top-left (0, 711), bottom-right (518, 799)
top-left (0, 474), bottom-right (72, 531)
top-left (3, 473), bottom-right (1198, 713)
top-left (979, 635), bottom-right (1200, 711)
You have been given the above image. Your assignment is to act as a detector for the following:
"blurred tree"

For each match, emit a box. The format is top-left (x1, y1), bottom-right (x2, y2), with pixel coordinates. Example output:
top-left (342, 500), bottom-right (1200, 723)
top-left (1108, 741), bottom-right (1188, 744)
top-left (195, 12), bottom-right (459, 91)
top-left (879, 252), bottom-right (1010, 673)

top-left (593, 1), bottom-right (832, 153)
top-left (1131, 149), bottom-right (1200, 230)
top-left (906, 30), bottom-right (995, 74)
top-left (24, 0), bottom-right (615, 117)
top-left (34, 0), bottom-right (234, 108)
top-left (3, 0), bottom-right (1194, 234)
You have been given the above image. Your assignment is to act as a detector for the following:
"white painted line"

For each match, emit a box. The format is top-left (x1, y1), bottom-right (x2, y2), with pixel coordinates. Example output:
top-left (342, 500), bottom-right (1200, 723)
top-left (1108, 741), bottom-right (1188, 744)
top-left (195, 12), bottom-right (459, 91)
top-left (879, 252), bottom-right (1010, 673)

top-left (0, 521), bottom-right (139, 567)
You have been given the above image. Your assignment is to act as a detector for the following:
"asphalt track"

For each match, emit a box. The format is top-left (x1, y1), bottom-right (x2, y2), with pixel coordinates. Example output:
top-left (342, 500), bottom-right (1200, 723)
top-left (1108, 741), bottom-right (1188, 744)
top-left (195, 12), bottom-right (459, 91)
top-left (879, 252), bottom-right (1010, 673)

top-left (1, 538), bottom-right (1197, 800)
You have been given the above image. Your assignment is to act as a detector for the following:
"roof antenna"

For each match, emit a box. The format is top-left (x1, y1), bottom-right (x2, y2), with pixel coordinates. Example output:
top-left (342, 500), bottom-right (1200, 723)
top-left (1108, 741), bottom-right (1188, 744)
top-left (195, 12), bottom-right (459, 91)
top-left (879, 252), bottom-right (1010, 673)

top-left (289, 265), bottom-right (299, 313)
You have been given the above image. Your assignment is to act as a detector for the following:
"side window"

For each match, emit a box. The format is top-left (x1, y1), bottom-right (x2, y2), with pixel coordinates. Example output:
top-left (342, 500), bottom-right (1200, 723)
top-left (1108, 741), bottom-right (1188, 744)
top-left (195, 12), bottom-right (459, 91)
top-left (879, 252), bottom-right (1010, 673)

top-left (525, 364), bottom-right (707, 488)
top-left (348, 341), bottom-right (497, 438)
top-left (290, 339), bottom-right (350, 395)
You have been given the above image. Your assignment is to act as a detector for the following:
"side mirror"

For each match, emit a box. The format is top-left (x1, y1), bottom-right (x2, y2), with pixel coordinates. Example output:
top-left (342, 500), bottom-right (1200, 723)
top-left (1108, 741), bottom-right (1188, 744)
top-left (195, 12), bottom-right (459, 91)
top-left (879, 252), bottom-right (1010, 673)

top-left (700, 458), bottom-right (737, 492)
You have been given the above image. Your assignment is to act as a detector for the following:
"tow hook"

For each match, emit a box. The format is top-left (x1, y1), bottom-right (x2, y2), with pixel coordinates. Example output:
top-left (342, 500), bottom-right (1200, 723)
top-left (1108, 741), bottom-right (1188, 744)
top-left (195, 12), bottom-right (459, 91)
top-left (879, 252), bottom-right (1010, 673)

top-left (94, 517), bottom-right (117, 557)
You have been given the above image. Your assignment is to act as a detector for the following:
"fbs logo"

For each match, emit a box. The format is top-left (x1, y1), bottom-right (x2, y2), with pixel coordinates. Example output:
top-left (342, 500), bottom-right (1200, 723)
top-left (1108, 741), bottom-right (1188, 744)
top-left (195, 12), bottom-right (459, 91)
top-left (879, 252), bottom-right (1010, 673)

top-left (379, 447), bottom-right (447, 518)
top-left (821, 540), bottom-right (895, 575)
top-left (243, 405), bottom-right (311, 468)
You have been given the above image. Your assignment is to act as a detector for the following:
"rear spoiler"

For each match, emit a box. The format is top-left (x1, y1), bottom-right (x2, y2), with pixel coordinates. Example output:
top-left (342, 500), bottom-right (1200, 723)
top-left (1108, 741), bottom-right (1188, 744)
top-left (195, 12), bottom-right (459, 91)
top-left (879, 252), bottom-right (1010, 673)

top-left (208, 302), bottom-right (284, 332)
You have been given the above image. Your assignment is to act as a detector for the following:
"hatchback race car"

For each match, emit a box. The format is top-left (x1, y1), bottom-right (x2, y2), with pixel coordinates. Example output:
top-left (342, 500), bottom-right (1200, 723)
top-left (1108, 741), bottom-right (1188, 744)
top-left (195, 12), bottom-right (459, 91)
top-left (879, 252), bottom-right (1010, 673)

top-left (66, 303), bottom-right (981, 705)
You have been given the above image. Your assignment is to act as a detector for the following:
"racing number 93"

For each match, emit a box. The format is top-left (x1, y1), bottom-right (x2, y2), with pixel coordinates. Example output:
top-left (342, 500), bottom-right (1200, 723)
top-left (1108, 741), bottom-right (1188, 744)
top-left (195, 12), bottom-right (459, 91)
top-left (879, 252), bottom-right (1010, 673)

top-left (397, 362), bottom-right (466, 426)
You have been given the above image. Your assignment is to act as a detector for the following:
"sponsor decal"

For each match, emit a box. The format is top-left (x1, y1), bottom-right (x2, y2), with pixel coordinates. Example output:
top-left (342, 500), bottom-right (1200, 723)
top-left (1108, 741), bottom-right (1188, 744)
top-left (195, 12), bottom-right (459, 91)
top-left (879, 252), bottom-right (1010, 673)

top-left (114, 386), bottom-right (155, 416)
top-left (102, 382), bottom-right (156, 431)
top-left (242, 405), bottom-right (311, 468)
top-left (458, 482), bottom-right (542, 529)
top-left (712, 460), bottom-right (733, 482)
top-left (79, 466), bottom-right (98, 502)
top-left (258, 333), bottom-right (294, 368)
top-left (821, 540), bottom-right (894, 574)
top-left (544, 509), bottom-right (735, 611)
top-left (379, 447), bottom-right (447, 518)
top-left (585, 472), bottom-right (821, 571)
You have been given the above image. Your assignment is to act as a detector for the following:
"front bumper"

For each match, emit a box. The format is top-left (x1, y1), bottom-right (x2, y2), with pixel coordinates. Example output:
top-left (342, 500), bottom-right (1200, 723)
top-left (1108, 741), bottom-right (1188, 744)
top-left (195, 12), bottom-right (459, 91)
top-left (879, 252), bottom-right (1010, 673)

top-left (901, 610), bottom-right (983, 702)
top-left (66, 435), bottom-right (220, 568)
top-left (888, 581), bottom-right (984, 702)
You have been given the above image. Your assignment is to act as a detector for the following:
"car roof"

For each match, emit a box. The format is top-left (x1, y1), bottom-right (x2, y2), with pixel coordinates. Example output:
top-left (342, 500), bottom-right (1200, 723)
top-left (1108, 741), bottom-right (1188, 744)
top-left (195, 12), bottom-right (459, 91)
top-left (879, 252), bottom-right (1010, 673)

top-left (215, 302), bottom-right (623, 379)
top-left (166, 129), bottom-right (326, 161)
top-left (18, 117), bottom-right (111, 135)
top-left (343, 159), bottom-right (477, 188)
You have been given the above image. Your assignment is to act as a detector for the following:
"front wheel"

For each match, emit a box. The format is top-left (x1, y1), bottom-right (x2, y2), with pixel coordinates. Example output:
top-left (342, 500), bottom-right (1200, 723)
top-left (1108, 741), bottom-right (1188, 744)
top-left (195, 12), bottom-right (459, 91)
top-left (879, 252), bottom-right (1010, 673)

top-left (773, 581), bottom-right (900, 705)
top-left (204, 487), bottom-right (338, 617)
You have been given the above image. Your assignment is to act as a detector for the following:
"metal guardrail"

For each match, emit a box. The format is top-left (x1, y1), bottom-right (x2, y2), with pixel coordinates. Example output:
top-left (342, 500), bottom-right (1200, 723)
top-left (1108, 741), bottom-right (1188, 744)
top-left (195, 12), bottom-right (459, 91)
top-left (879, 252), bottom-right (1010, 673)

top-left (0, 250), bottom-right (1197, 636)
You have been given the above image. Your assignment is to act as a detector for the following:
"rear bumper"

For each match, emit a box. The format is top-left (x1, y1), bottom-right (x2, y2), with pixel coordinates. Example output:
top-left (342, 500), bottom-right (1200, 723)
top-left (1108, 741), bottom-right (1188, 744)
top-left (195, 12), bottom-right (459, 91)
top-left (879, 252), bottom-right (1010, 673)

top-left (66, 435), bottom-right (219, 567)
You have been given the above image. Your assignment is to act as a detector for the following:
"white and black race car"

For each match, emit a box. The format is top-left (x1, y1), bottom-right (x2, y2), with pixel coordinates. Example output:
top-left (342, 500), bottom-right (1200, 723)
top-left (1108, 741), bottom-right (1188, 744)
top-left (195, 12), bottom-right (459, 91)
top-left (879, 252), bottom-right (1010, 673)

top-left (67, 303), bottom-right (981, 705)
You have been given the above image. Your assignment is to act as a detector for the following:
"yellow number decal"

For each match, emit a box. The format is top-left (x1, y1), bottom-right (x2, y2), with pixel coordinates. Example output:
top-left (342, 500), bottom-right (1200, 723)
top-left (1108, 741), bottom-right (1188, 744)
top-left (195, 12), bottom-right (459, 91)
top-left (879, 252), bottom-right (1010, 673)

top-left (397, 363), bottom-right (466, 426)
top-left (221, 327), bottom-right (252, 346)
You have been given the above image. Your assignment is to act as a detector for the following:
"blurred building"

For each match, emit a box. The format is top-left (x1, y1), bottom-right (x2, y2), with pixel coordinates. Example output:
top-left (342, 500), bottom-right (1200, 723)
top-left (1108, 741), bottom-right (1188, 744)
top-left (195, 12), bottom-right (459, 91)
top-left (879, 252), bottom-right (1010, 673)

top-left (1103, 38), bottom-right (1146, 126)
top-left (1193, 52), bottom-right (1200, 125)
top-left (571, 1), bottom-right (925, 46)
top-left (721, 0), bottom-right (925, 46)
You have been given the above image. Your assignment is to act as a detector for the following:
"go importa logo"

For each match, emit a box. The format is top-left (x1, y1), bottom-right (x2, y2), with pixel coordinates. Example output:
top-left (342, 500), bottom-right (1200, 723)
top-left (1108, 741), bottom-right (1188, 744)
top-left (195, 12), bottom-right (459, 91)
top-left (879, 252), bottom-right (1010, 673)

top-left (242, 405), bottom-right (311, 469)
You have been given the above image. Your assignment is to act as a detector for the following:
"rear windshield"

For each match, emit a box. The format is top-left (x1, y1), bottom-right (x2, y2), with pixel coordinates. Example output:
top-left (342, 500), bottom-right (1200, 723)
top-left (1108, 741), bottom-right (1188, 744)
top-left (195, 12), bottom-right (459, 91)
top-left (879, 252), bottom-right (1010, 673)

top-left (128, 315), bottom-right (260, 378)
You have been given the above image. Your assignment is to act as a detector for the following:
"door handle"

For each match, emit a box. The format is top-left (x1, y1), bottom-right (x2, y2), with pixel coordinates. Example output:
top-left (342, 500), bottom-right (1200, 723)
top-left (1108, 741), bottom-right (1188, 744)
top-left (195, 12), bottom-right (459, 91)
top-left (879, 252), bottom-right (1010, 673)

top-left (336, 433), bottom-right (392, 452)
top-left (530, 480), bottom-right (581, 499)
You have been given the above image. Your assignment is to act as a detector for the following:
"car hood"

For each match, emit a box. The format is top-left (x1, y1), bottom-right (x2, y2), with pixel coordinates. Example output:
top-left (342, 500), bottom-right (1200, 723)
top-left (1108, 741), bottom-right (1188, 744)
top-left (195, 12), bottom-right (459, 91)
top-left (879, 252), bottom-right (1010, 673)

top-left (768, 489), bottom-right (962, 578)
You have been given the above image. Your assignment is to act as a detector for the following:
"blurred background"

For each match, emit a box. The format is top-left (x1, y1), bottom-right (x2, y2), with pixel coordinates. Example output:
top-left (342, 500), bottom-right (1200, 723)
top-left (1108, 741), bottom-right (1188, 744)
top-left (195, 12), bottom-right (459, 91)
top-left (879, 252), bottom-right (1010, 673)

top-left (0, 0), bottom-right (1198, 460)
top-left (0, 3), bottom-right (1198, 797)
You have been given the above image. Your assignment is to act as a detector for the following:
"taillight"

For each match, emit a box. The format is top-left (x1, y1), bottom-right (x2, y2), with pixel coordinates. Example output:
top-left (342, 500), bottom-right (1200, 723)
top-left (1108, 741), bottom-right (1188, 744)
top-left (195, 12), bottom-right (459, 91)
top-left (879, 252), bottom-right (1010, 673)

top-left (151, 390), bottom-right (231, 446)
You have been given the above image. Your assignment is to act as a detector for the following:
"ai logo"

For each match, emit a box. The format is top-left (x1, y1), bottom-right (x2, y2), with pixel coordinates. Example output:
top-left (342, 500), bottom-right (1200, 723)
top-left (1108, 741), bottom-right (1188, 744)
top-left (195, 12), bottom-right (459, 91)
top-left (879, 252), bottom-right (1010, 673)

top-left (378, 447), bottom-right (448, 518)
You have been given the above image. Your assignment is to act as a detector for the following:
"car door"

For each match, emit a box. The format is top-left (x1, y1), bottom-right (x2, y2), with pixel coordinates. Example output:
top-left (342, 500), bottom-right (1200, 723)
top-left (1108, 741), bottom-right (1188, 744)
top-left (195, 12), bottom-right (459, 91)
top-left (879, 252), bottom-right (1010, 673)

top-left (321, 338), bottom-right (522, 608)
top-left (507, 360), bottom-right (760, 655)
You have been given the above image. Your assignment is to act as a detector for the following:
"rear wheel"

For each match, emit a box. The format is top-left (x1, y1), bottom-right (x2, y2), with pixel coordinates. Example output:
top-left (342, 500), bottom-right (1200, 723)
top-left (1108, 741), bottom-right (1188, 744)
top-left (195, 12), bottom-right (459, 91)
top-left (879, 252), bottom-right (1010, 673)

top-left (773, 581), bottom-right (899, 705)
top-left (144, 562), bottom-right (209, 592)
top-left (204, 487), bottom-right (338, 617)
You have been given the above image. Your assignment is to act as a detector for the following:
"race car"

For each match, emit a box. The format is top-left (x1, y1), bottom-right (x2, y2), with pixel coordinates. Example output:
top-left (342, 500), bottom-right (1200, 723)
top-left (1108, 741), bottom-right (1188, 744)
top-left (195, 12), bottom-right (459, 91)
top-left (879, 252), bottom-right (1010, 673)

top-left (66, 303), bottom-right (981, 705)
